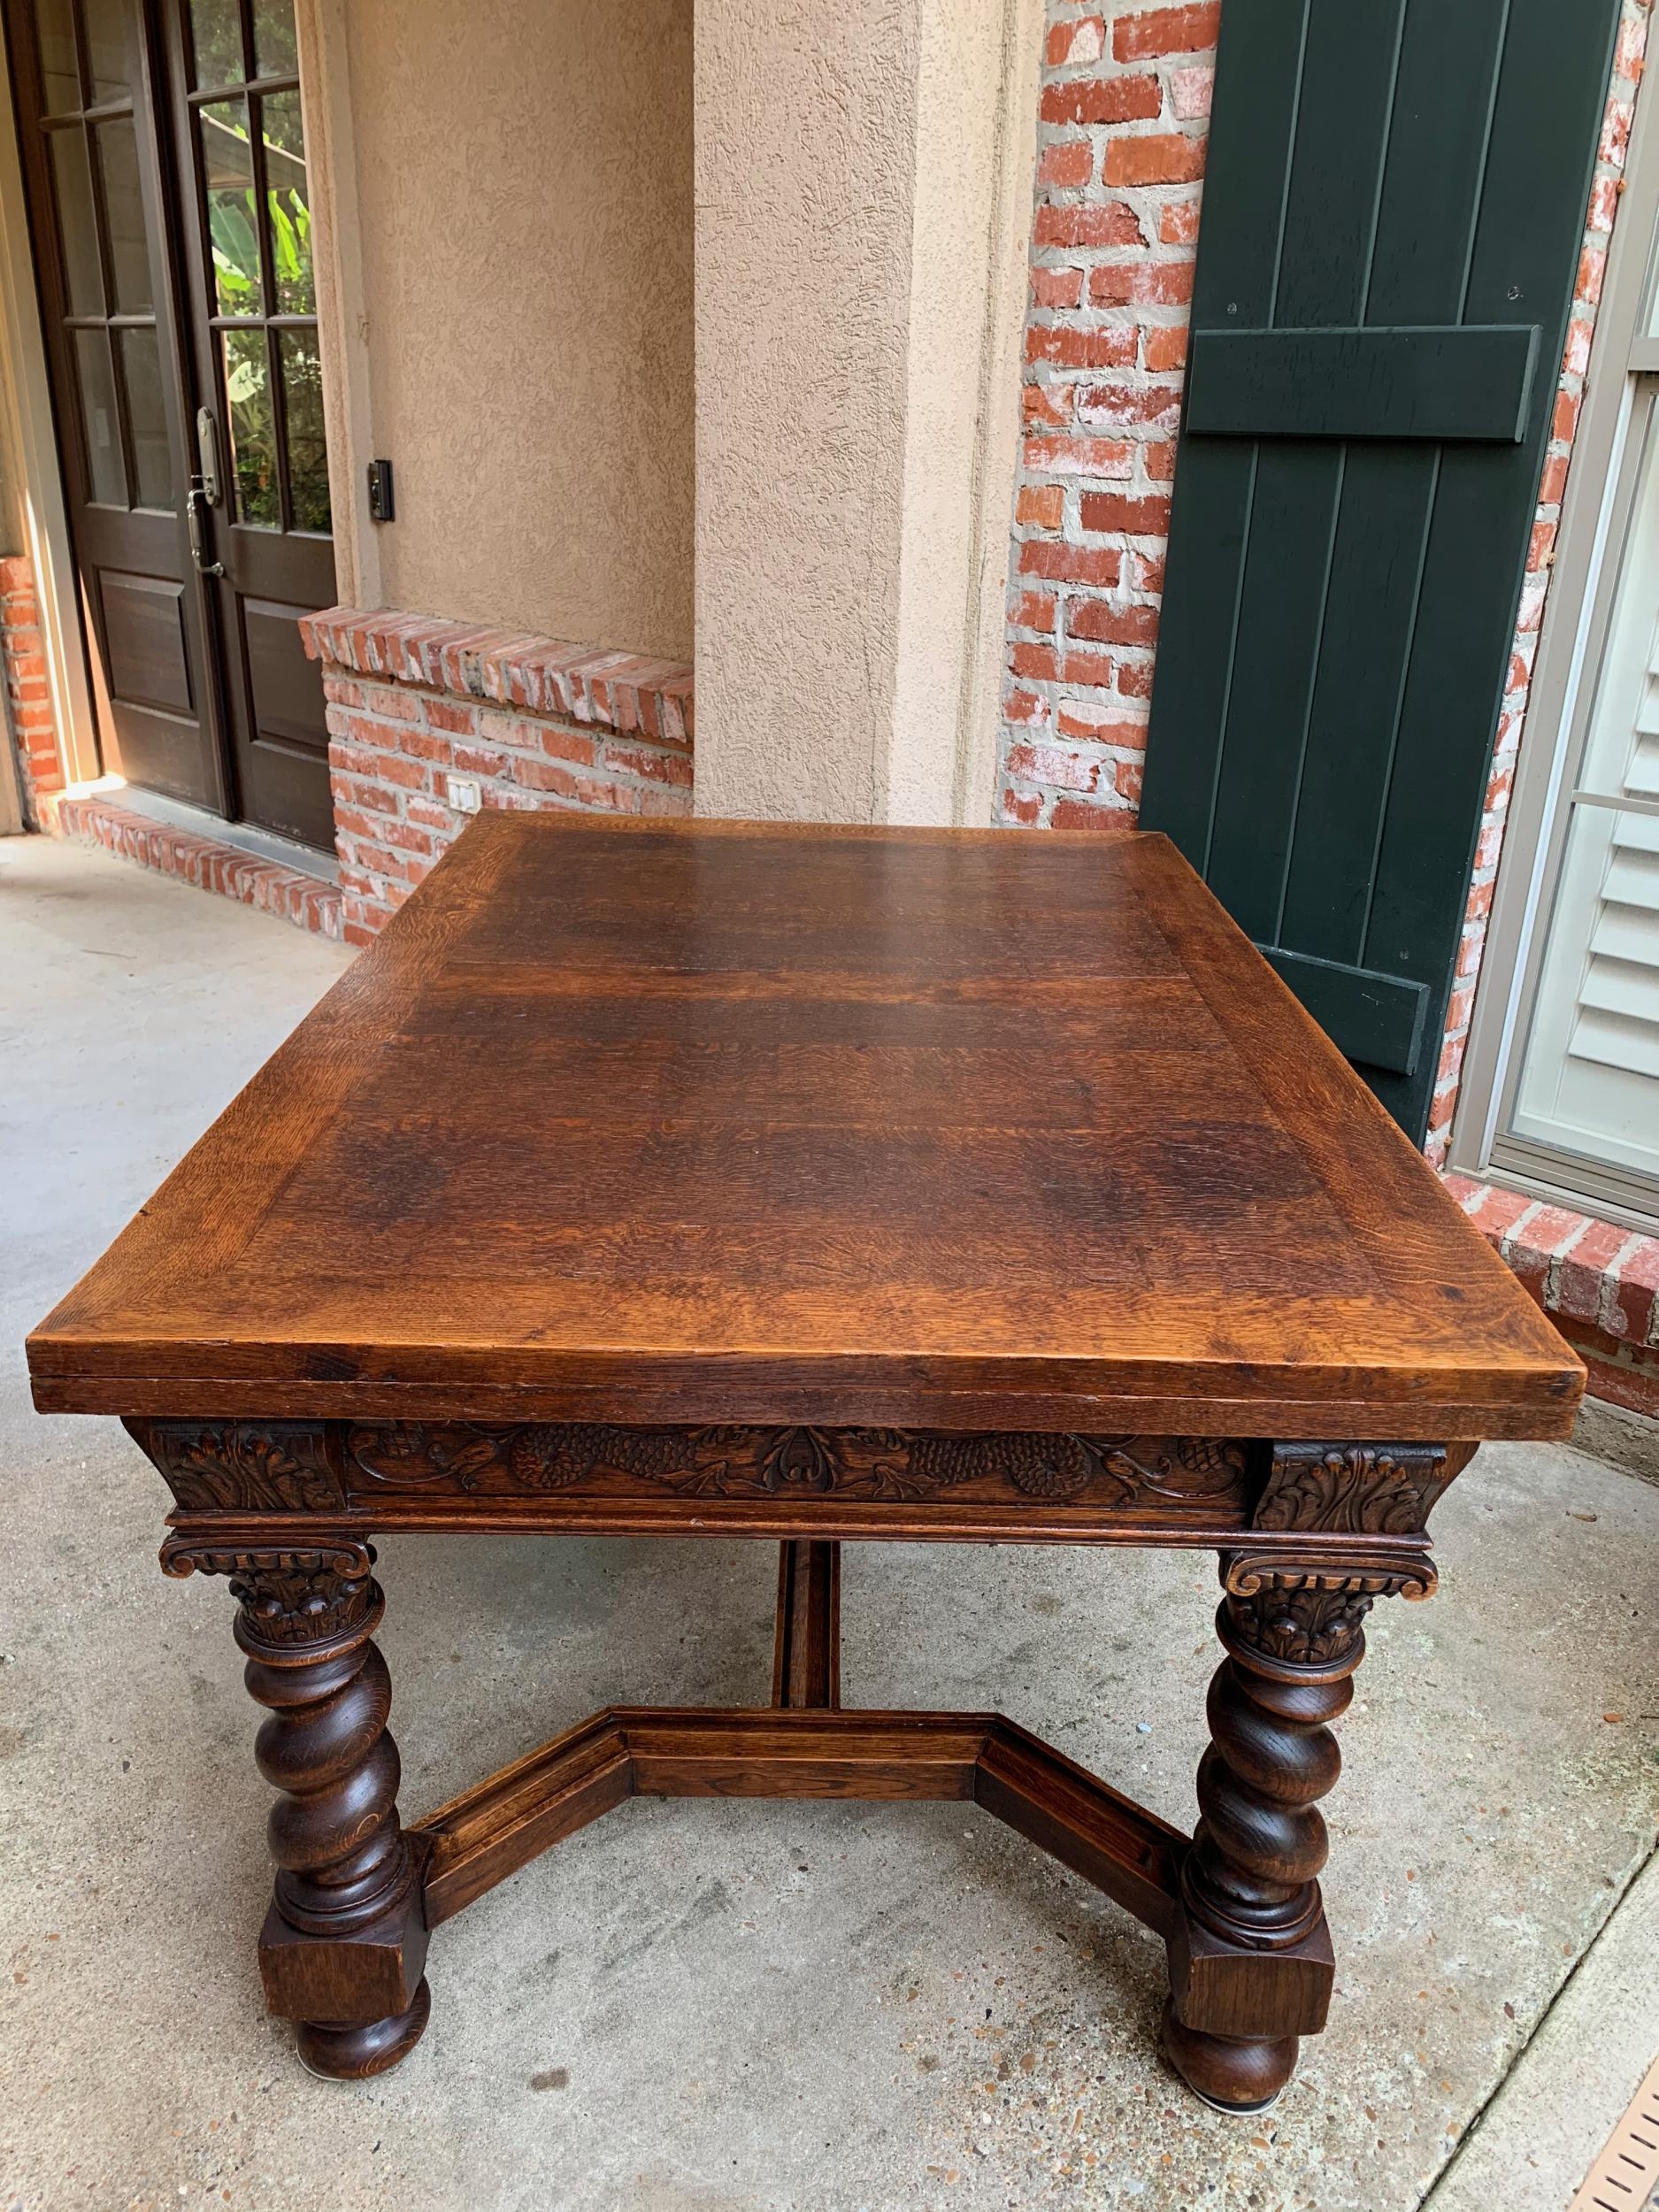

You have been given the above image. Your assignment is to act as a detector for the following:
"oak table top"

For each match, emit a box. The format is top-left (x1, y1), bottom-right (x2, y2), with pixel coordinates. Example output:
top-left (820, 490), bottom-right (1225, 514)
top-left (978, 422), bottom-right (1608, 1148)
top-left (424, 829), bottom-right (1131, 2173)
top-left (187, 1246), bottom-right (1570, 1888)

top-left (31, 811), bottom-right (1586, 2109)
top-left (27, 812), bottom-right (1580, 1440)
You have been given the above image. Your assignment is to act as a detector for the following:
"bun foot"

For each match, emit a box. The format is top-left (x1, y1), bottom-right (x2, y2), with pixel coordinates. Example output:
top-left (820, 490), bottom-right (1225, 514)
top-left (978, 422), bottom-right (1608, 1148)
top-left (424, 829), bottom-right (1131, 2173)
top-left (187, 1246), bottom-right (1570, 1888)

top-left (1162, 1998), bottom-right (1297, 2113)
top-left (296, 1977), bottom-right (432, 2080)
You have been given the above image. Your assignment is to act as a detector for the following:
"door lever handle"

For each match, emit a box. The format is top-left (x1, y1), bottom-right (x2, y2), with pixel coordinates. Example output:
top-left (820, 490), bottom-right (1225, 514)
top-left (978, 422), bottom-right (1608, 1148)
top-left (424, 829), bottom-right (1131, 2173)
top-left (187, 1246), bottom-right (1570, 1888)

top-left (187, 480), bottom-right (225, 578)
top-left (195, 407), bottom-right (221, 506)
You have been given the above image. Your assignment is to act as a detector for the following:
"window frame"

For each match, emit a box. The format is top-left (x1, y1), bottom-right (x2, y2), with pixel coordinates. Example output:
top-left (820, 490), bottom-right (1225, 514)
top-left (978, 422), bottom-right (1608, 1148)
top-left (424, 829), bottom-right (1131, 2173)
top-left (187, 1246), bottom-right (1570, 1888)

top-left (1450, 69), bottom-right (1659, 1232)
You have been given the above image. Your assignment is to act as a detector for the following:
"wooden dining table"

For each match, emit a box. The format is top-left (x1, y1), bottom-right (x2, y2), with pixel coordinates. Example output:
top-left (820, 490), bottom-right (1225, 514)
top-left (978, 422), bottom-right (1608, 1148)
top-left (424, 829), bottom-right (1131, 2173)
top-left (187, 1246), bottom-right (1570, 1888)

top-left (27, 811), bottom-right (1581, 2110)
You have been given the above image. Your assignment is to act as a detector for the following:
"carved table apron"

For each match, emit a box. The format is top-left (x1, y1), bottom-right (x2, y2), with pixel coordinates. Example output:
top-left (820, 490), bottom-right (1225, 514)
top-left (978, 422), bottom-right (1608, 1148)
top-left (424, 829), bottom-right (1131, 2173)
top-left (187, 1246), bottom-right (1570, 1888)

top-left (134, 1417), bottom-right (1458, 2109)
top-left (27, 815), bottom-right (1582, 2113)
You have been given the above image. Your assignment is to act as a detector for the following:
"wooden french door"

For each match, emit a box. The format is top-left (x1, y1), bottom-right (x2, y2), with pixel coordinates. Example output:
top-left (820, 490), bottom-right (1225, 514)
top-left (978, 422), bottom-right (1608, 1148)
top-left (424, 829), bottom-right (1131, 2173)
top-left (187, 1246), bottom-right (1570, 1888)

top-left (5, 0), bottom-right (335, 849)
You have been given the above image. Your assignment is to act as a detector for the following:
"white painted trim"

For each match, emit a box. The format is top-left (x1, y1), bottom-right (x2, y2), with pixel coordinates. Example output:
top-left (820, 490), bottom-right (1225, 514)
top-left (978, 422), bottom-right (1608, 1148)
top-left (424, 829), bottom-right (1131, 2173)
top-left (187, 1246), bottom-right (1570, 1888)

top-left (0, 25), bottom-right (100, 788)
top-left (1449, 58), bottom-right (1659, 1210)
top-left (295, 0), bottom-right (380, 611)
top-left (950, 0), bottom-right (1043, 829)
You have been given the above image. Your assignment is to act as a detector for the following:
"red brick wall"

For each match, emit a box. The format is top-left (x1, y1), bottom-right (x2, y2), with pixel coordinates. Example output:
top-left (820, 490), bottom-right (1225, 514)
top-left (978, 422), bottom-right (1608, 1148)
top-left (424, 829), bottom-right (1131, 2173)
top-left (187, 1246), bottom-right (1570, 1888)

top-left (301, 610), bottom-right (694, 948)
top-left (1, 554), bottom-right (65, 818)
top-left (999, 1), bottom-right (1217, 829)
top-left (998, 0), bottom-right (1648, 856)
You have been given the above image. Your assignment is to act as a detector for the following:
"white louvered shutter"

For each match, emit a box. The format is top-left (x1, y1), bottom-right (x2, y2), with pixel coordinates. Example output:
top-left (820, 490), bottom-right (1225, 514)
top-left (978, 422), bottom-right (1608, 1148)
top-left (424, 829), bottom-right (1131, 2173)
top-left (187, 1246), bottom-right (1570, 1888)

top-left (1512, 419), bottom-right (1659, 1191)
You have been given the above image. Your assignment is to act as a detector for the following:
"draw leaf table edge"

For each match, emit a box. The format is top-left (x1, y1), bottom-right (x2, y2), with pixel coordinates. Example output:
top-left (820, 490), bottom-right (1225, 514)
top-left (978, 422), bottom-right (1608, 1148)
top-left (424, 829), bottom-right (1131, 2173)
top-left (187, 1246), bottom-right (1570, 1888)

top-left (27, 814), bottom-right (1583, 2114)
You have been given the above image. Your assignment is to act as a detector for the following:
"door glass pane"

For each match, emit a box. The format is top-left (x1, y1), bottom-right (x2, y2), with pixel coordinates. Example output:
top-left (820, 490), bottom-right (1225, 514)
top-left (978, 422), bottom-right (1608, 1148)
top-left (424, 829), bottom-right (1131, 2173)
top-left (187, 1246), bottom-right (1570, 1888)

top-left (49, 128), bottom-right (101, 313)
top-left (96, 118), bottom-right (150, 312)
top-left (32, 0), bottom-right (80, 113)
top-left (251, 0), bottom-right (298, 79)
top-left (189, 0), bottom-right (243, 89)
top-left (200, 99), bottom-right (261, 314)
top-left (81, 0), bottom-right (131, 104)
top-left (261, 90), bottom-right (312, 313)
top-left (279, 326), bottom-right (329, 531)
top-left (73, 327), bottom-right (125, 503)
top-left (222, 327), bottom-right (279, 525)
top-left (119, 326), bottom-right (174, 509)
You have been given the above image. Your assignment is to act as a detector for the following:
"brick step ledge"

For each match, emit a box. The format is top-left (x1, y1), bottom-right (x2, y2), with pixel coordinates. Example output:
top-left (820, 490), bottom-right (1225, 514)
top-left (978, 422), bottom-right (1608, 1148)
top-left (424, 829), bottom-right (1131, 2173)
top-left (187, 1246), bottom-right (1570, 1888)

top-left (37, 788), bottom-right (342, 939)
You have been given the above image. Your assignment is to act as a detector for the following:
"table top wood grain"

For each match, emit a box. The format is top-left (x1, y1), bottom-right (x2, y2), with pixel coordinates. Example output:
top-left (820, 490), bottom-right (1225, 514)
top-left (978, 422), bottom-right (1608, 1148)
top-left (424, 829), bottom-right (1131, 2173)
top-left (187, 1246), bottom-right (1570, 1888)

top-left (28, 813), bottom-right (1582, 1439)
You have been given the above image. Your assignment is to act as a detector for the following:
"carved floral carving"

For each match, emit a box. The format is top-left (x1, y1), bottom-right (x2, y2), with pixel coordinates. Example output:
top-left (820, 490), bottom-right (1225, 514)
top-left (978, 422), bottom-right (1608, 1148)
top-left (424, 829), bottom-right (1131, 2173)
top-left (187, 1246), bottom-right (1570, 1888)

top-left (1254, 1445), bottom-right (1450, 1537)
top-left (131, 1421), bottom-right (342, 1513)
top-left (344, 1423), bottom-right (1248, 1509)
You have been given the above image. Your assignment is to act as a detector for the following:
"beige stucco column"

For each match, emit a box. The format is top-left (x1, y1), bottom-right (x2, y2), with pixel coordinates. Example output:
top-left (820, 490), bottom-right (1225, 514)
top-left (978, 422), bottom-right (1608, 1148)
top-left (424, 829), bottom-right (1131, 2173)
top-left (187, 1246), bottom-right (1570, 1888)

top-left (694, 0), bottom-right (1041, 825)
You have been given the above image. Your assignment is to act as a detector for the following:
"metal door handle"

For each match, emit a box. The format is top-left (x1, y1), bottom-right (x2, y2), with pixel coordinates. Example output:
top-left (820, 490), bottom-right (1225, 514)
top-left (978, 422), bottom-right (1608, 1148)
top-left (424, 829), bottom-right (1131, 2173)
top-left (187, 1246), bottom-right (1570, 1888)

top-left (188, 480), bottom-right (225, 578)
top-left (195, 407), bottom-right (221, 505)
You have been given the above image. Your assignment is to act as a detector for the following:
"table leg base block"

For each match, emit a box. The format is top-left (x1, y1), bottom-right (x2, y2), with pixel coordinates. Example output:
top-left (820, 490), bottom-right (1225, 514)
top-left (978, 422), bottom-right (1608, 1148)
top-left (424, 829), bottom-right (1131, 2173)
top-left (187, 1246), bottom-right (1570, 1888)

top-left (1160, 1999), bottom-right (1297, 2112)
top-left (1164, 1904), bottom-right (1334, 2045)
top-left (257, 1851), bottom-right (432, 2030)
top-left (296, 1978), bottom-right (433, 2082)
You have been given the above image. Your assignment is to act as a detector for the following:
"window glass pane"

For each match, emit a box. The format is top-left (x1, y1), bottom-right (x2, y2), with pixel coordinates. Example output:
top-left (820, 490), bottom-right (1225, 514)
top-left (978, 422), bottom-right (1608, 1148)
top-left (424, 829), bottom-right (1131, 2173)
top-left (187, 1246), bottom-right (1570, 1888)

top-left (251, 0), bottom-right (298, 79)
top-left (32, 0), bottom-right (80, 113)
top-left (119, 326), bottom-right (173, 509)
top-left (96, 118), bottom-right (150, 313)
top-left (279, 326), bottom-right (329, 531)
top-left (222, 326), bottom-right (279, 525)
top-left (49, 127), bottom-right (101, 313)
top-left (73, 326), bottom-right (125, 503)
top-left (261, 90), bottom-right (312, 313)
top-left (81, 0), bottom-right (130, 103)
top-left (189, 0), bottom-right (243, 88)
top-left (200, 98), bottom-right (261, 314)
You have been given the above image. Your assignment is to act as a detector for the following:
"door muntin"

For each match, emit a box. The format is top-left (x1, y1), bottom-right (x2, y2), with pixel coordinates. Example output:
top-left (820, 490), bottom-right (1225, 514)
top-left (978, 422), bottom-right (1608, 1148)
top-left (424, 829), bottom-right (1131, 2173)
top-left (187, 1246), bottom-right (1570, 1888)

top-left (169, 0), bottom-right (335, 849)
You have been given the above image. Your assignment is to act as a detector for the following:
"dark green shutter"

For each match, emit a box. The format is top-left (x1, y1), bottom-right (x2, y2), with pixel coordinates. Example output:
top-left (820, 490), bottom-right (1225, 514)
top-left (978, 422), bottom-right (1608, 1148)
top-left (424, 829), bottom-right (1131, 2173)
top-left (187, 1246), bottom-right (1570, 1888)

top-left (1138, 0), bottom-right (1621, 1143)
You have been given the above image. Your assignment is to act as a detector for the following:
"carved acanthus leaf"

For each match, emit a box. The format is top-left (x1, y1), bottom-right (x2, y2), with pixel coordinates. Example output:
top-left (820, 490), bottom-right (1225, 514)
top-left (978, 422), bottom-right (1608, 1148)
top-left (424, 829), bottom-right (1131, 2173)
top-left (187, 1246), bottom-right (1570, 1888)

top-left (131, 1421), bottom-right (343, 1512)
top-left (1255, 1444), bottom-right (1450, 1537)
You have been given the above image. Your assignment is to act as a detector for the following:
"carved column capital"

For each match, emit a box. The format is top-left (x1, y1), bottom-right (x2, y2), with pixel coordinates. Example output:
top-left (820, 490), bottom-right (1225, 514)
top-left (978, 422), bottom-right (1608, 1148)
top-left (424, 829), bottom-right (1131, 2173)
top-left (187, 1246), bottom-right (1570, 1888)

top-left (1220, 1545), bottom-right (1436, 1672)
top-left (1223, 1573), bottom-right (1379, 1671)
top-left (159, 1537), bottom-right (377, 1658)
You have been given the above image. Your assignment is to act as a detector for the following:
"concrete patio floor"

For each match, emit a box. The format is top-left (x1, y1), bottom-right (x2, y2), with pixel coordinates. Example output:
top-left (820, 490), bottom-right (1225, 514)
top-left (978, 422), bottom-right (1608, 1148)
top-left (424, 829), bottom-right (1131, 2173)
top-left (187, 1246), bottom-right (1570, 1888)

top-left (3, 833), bottom-right (1657, 2212)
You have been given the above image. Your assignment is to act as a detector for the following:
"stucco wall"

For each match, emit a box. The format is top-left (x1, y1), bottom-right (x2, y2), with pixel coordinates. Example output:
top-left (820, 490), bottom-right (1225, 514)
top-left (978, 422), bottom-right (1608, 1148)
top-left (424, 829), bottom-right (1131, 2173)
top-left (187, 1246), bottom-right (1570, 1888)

top-left (693, 0), bottom-right (1040, 825)
top-left (693, 0), bottom-right (917, 821)
top-left (339, 0), bottom-right (693, 660)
